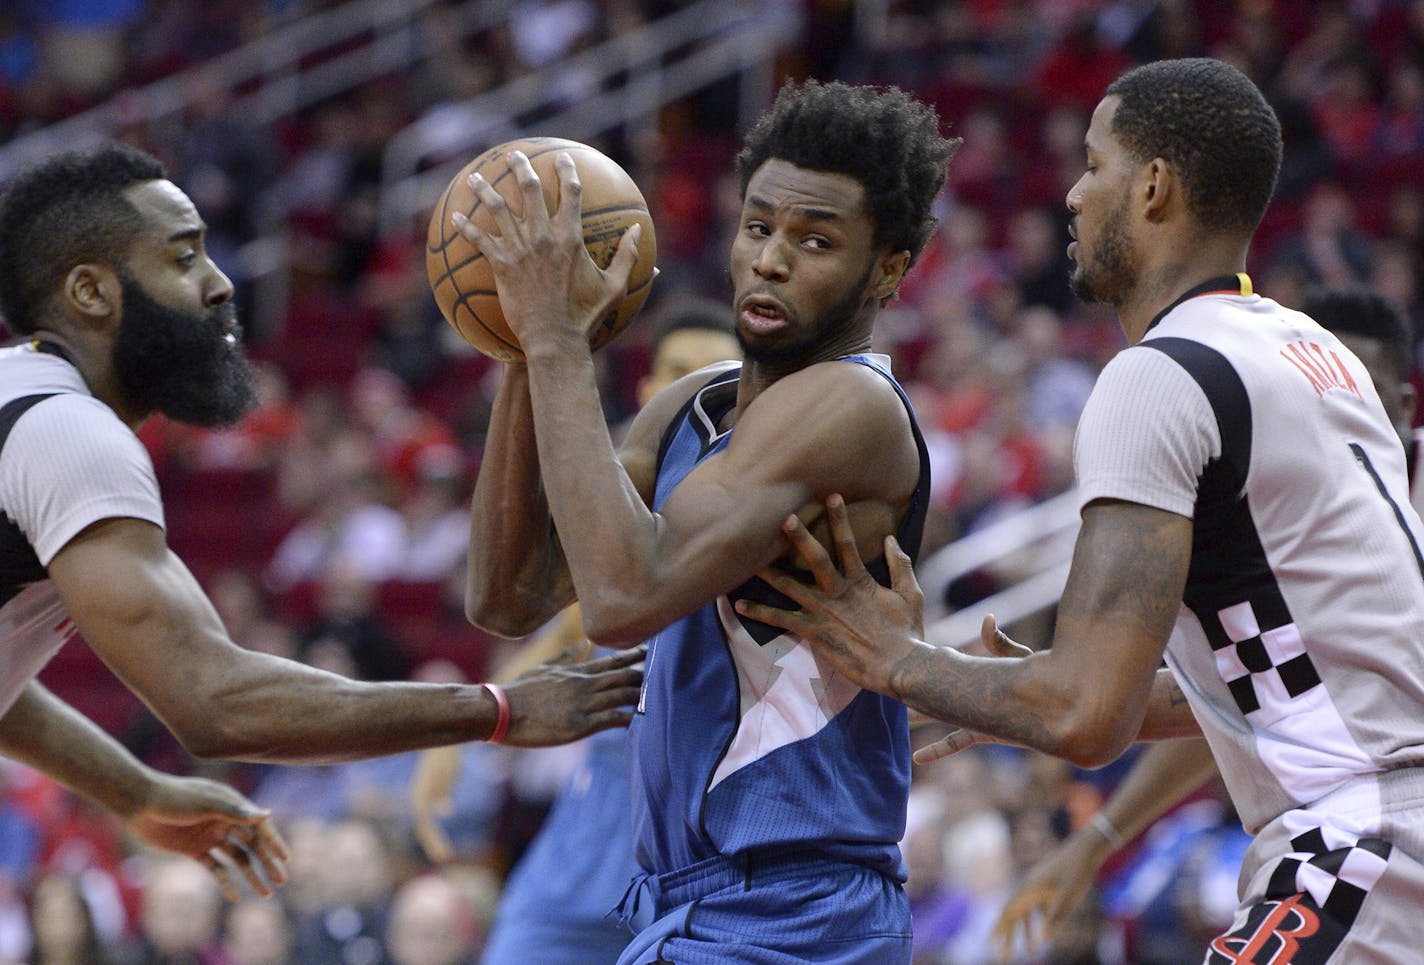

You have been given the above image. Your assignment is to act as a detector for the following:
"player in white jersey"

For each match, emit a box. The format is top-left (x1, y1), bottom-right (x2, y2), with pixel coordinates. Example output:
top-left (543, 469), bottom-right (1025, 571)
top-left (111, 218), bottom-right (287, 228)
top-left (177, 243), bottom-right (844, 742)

top-left (0, 144), bottom-right (641, 895)
top-left (739, 59), bottom-right (1424, 962)
top-left (990, 284), bottom-right (1423, 956)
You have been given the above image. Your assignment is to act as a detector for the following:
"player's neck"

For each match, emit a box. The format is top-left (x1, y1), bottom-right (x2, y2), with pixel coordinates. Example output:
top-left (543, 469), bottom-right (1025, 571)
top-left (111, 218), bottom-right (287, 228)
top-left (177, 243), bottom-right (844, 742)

top-left (734, 331), bottom-right (873, 415)
top-left (30, 325), bottom-right (148, 428)
top-left (1118, 246), bottom-right (1250, 344)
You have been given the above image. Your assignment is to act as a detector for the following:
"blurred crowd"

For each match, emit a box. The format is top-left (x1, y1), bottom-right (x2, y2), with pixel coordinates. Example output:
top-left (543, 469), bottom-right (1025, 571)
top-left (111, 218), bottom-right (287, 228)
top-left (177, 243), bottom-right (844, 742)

top-left (1, 0), bottom-right (1421, 962)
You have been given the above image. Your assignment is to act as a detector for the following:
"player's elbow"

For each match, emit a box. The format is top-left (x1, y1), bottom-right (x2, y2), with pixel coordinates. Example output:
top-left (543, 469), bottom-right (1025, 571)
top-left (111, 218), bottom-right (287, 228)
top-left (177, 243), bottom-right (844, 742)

top-left (171, 715), bottom-right (253, 762)
top-left (464, 582), bottom-right (557, 639)
top-left (1050, 710), bottom-right (1135, 769)
top-left (579, 598), bottom-right (656, 650)
top-left (465, 597), bottom-right (542, 640)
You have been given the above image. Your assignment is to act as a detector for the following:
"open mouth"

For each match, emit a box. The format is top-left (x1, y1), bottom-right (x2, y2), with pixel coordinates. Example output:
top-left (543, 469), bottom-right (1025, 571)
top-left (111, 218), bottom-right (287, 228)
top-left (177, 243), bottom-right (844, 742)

top-left (740, 296), bottom-right (787, 332)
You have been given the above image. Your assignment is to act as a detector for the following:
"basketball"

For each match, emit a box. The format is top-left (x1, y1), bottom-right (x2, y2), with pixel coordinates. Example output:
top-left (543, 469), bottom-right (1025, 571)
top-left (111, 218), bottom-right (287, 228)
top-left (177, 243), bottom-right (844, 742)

top-left (425, 137), bottom-right (658, 362)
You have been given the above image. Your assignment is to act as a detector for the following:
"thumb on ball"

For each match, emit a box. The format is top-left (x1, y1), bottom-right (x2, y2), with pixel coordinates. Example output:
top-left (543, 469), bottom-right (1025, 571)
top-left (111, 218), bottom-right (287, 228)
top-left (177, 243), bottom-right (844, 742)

top-left (606, 223), bottom-right (642, 288)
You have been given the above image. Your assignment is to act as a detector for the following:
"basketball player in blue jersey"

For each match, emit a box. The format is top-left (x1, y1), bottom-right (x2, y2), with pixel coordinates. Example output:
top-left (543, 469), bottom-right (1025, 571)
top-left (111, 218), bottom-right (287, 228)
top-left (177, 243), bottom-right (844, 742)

top-left (742, 60), bottom-right (1424, 963)
top-left (451, 81), bottom-right (958, 963)
top-left (411, 299), bottom-right (741, 965)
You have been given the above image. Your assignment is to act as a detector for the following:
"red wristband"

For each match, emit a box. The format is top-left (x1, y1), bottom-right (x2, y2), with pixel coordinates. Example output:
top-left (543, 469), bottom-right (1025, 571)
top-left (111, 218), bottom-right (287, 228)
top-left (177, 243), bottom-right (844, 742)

top-left (482, 683), bottom-right (510, 745)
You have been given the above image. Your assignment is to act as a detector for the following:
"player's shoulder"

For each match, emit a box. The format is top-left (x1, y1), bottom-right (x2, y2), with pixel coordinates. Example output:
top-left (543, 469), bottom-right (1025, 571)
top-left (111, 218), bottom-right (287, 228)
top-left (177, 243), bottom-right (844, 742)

top-left (740, 356), bottom-right (915, 459)
top-left (766, 354), bottom-right (905, 409)
top-left (618, 360), bottom-right (740, 470)
top-left (4, 391), bottom-right (143, 471)
top-left (7, 390), bottom-right (124, 438)
top-left (639, 359), bottom-right (741, 429)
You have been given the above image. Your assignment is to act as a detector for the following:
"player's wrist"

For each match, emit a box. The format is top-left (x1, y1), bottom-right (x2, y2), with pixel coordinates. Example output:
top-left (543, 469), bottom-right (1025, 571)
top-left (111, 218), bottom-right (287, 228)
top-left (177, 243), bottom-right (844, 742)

top-left (519, 324), bottom-right (595, 363)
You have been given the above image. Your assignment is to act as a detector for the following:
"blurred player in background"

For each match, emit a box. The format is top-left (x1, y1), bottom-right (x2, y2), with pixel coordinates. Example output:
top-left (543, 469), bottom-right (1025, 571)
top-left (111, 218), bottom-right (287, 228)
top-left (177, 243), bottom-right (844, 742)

top-left (412, 298), bottom-right (740, 965)
top-left (743, 59), bottom-right (1424, 963)
top-left (992, 283), bottom-right (1422, 957)
top-left (0, 144), bottom-right (643, 897)
top-left (453, 79), bottom-right (956, 963)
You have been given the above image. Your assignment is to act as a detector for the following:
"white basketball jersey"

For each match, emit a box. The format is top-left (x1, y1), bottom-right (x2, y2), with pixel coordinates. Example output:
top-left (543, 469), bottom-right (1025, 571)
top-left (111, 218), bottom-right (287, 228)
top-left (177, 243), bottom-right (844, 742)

top-left (1075, 276), bottom-right (1424, 834)
top-left (0, 342), bottom-right (165, 717)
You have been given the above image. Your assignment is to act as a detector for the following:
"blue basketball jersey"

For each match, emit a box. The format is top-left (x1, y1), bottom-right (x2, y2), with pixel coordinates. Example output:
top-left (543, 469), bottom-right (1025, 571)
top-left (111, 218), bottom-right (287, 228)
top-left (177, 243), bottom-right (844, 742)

top-left (627, 355), bottom-right (931, 880)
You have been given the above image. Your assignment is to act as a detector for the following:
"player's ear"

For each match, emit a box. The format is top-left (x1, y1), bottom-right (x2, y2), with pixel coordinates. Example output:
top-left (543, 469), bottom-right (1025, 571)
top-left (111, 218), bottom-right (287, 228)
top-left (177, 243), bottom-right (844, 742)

top-left (872, 250), bottom-right (911, 303)
top-left (1143, 157), bottom-right (1172, 222)
top-left (64, 264), bottom-right (121, 330)
top-left (1402, 380), bottom-right (1418, 428)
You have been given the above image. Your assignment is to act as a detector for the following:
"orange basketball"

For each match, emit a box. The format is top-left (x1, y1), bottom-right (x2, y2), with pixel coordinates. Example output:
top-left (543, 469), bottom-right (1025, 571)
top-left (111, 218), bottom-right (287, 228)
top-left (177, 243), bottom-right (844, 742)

top-left (425, 137), bottom-right (658, 362)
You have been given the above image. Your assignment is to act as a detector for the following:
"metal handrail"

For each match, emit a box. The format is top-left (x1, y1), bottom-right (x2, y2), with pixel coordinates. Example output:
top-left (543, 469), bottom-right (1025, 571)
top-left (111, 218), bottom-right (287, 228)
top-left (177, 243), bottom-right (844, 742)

top-left (918, 487), bottom-right (1082, 642)
top-left (0, 0), bottom-right (509, 182)
top-left (376, 0), bottom-right (798, 235)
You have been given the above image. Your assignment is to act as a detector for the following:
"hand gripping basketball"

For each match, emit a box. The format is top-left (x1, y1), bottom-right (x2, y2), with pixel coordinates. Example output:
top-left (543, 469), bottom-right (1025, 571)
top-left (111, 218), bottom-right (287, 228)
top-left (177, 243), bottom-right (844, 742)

top-left (426, 137), bottom-right (657, 361)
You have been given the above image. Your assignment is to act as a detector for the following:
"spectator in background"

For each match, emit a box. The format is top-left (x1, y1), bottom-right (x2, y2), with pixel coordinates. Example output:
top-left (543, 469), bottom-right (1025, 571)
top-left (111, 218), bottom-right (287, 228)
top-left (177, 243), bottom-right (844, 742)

top-left (221, 896), bottom-right (299, 965)
top-left (24, 872), bottom-right (116, 965)
top-left (1267, 180), bottom-right (1374, 287)
top-left (399, 446), bottom-right (472, 584)
top-left (293, 818), bottom-right (396, 965)
top-left (1034, 13), bottom-right (1131, 113)
top-left (1311, 57), bottom-right (1382, 168)
top-left (1002, 207), bottom-right (1074, 315)
top-left (385, 873), bottom-right (480, 965)
top-left (0, 762), bottom-right (40, 935)
top-left (348, 366), bottom-right (459, 501)
top-left (32, 0), bottom-right (144, 103)
top-left (297, 560), bottom-right (408, 683)
top-left (1375, 57), bottom-right (1424, 159)
top-left (1015, 305), bottom-right (1097, 435)
top-left (264, 437), bottom-right (409, 592)
top-left (115, 858), bottom-right (226, 965)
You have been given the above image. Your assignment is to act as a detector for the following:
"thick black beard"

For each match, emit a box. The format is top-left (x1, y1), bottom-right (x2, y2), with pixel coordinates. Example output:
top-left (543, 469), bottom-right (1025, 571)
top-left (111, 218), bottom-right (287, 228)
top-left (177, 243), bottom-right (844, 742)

top-left (737, 264), bottom-right (874, 368)
top-left (111, 276), bottom-right (258, 427)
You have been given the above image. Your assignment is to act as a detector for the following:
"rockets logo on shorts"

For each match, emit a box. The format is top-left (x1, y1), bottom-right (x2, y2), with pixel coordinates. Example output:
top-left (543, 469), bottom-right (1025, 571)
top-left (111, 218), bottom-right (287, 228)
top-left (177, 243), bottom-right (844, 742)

top-left (1208, 831), bottom-right (1391, 964)
top-left (1209, 894), bottom-right (1322, 964)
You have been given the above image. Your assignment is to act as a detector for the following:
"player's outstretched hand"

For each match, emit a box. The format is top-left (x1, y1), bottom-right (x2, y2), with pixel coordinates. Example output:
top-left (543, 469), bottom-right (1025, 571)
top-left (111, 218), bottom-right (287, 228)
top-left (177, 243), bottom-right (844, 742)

top-left (736, 494), bottom-right (924, 697)
top-left (124, 773), bottom-right (289, 902)
top-left (912, 614), bottom-right (1033, 764)
top-left (501, 645), bottom-right (645, 747)
top-left (991, 827), bottom-right (1107, 961)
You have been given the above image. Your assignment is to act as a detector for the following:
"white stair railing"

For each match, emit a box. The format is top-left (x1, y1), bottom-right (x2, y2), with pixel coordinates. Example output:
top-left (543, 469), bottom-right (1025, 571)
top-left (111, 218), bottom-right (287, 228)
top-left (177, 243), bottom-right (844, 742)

top-left (918, 488), bottom-right (1082, 648)
top-left (375, 0), bottom-right (800, 236)
top-left (0, 0), bottom-right (503, 182)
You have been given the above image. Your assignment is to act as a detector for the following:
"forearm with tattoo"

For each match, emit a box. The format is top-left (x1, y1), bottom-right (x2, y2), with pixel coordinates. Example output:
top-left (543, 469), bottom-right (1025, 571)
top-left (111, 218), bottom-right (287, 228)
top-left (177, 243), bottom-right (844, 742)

top-left (888, 503), bottom-right (1192, 763)
top-left (887, 646), bottom-right (1060, 753)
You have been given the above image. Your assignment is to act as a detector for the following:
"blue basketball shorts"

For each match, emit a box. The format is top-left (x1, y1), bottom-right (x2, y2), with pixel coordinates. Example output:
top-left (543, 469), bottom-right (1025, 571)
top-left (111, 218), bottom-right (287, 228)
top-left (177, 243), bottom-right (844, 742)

top-left (616, 850), bottom-right (911, 965)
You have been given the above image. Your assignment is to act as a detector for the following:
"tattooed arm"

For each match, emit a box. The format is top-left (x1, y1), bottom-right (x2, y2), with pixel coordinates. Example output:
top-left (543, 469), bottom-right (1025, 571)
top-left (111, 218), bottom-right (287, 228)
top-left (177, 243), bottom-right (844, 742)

top-left (1140, 667), bottom-right (1201, 739)
top-left (742, 496), bottom-right (1193, 768)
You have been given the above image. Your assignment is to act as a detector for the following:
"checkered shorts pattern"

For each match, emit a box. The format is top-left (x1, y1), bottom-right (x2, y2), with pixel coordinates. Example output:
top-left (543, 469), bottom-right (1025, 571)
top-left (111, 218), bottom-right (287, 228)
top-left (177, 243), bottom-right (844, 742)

top-left (1266, 827), bottom-right (1393, 928)
top-left (1199, 593), bottom-right (1322, 717)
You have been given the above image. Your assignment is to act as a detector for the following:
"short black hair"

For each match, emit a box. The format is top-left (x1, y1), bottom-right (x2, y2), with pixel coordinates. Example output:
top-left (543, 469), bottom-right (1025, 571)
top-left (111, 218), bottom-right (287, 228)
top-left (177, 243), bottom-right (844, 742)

top-left (1301, 285), bottom-right (1414, 382)
top-left (1106, 58), bottom-right (1282, 236)
top-left (651, 296), bottom-right (735, 352)
top-left (0, 143), bottom-right (167, 334)
top-left (735, 79), bottom-right (959, 269)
